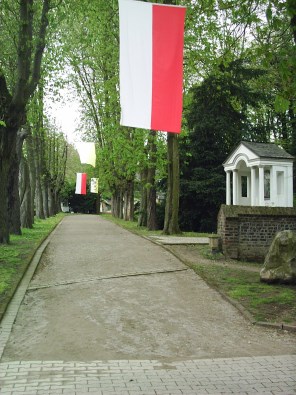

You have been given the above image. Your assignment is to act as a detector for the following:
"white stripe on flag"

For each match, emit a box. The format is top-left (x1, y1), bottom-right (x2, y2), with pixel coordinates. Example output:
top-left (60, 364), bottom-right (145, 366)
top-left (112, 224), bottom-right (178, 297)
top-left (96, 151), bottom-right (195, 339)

top-left (75, 173), bottom-right (82, 194)
top-left (119, 0), bottom-right (152, 129)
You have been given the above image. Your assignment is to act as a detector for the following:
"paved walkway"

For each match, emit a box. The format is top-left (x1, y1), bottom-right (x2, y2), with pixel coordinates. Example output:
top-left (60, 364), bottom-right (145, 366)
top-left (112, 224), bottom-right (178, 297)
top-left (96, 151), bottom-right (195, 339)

top-left (148, 236), bottom-right (209, 245)
top-left (0, 215), bottom-right (295, 394)
top-left (0, 356), bottom-right (295, 395)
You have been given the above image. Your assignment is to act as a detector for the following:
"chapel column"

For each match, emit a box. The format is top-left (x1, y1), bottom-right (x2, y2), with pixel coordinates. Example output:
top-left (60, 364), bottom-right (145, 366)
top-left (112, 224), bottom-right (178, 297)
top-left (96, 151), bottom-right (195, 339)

top-left (232, 169), bottom-right (238, 205)
top-left (251, 166), bottom-right (256, 206)
top-left (287, 166), bottom-right (293, 207)
top-left (226, 171), bottom-right (231, 205)
top-left (258, 165), bottom-right (265, 206)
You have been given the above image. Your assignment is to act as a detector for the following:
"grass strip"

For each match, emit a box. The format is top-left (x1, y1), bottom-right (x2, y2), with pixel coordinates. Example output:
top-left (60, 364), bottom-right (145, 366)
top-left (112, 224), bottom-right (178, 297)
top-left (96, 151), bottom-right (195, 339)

top-left (0, 213), bottom-right (65, 320)
top-left (187, 247), bottom-right (296, 325)
top-left (101, 213), bottom-right (210, 237)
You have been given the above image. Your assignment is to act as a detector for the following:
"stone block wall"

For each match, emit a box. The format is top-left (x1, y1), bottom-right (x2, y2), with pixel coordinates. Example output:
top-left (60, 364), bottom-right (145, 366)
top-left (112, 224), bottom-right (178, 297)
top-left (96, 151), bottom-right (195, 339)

top-left (217, 205), bottom-right (296, 261)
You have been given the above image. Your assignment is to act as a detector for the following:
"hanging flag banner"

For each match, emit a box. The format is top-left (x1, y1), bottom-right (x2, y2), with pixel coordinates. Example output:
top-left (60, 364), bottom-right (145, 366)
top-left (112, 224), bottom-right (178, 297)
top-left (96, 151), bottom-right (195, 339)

top-left (75, 173), bottom-right (87, 195)
top-left (119, 0), bottom-right (186, 133)
top-left (77, 142), bottom-right (96, 167)
top-left (90, 178), bottom-right (99, 194)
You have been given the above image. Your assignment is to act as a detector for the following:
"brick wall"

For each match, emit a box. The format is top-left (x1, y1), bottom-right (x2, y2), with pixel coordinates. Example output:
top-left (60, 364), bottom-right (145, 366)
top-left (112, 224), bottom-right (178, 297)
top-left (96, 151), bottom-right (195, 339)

top-left (217, 205), bottom-right (296, 262)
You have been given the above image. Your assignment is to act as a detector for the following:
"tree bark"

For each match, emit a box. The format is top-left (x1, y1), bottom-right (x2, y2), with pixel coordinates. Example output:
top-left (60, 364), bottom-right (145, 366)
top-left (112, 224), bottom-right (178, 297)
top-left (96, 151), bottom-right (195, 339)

top-left (42, 178), bottom-right (49, 218)
top-left (123, 180), bottom-right (134, 221)
top-left (19, 150), bottom-right (33, 229)
top-left (0, 126), bottom-right (17, 243)
top-left (8, 153), bottom-right (22, 235)
top-left (0, 0), bottom-right (50, 243)
top-left (147, 131), bottom-right (157, 231)
top-left (163, 133), bottom-right (181, 234)
top-left (138, 168), bottom-right (148, 227)
top-left (48, 186), bottom-right (55, 216)
top-left (35, 153), bottom-right (45, 219)
top-left (26, 134), bottom-right (36, 224)
top-left (8, 130), bottom-right (27, 234)
top-left (112, 187), bottom-right (123, 218)
top-left (95, 194), bottom-right (101, 215)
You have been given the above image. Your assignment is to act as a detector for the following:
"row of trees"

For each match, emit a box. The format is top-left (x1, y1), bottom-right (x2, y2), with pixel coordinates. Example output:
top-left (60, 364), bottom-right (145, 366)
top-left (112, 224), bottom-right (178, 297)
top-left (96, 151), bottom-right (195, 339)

top-left (0, 0), bottom-right (68, 243)
top-left (0, 0), bottom-right (295, 243)
top-left (63, 0), bottom-right (296, 232)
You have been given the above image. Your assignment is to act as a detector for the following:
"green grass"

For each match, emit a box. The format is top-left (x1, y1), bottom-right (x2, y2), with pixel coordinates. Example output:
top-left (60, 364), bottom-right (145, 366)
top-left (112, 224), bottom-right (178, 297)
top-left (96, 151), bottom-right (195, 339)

top-left (0, 213), bottom-right (64, 318)
top-left (187, 253), bottom-right (296, 324)
top-left (101, 213), bottom-right (211, 237)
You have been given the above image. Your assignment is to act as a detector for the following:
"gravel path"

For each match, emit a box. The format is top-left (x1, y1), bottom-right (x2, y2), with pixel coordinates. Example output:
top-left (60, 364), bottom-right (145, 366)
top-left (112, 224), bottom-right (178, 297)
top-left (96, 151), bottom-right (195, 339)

top-left (2, 215), bottom-right (295, 362)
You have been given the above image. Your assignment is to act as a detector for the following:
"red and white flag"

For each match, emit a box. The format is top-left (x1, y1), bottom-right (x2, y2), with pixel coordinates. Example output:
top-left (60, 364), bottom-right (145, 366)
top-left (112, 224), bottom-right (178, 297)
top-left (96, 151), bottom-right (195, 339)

top-left (119, 0), bottom-right (186, 133)
top-left (75, 173), bottom-right (87, 195)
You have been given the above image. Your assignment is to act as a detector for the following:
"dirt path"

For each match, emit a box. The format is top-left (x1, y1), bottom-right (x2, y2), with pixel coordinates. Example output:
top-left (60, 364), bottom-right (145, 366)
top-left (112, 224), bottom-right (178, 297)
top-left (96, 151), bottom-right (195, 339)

top-left (2, 215), bottom-right (295, 362)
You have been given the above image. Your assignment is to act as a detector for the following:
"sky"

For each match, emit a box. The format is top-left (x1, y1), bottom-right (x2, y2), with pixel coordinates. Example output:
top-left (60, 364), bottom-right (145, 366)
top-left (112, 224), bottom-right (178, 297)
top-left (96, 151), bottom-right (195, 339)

top-left (48, 96), bottom-right (80, 143)
top-left (45, 87), bottom-right (81, 144)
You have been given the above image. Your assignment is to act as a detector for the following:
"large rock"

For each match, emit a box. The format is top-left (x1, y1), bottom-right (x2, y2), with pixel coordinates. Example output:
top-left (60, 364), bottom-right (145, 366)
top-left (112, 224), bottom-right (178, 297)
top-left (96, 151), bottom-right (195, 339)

top-left (260, 230), bottom-right (296, 283)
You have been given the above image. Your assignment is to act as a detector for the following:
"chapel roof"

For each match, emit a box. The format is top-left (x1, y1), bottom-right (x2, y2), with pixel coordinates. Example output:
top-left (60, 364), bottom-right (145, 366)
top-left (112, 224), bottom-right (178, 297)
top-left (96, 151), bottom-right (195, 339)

top-left (241, 141), bottom-right (294, 160)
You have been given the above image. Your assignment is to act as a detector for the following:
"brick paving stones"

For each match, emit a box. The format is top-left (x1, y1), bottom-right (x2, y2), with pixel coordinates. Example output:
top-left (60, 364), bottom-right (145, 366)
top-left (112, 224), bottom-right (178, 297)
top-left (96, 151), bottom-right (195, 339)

top-left (0, 356), bottom-right (295, 394)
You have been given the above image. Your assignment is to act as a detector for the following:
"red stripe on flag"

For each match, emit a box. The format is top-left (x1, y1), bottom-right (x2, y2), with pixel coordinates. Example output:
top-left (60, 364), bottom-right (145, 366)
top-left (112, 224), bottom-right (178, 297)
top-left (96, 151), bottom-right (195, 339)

top-left (151, 5), bottom-right (186, 133)
top-left (81, 173), bottom-right (87, 195)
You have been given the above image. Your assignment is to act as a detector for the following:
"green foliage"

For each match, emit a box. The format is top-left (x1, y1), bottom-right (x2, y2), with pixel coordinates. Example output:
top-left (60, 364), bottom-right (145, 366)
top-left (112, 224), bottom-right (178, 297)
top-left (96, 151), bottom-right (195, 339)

top-left (0, 214), bottom-right (64, 314)
top-left (188, 251), bottom-right (296, 324)
top-left (179, 59), bottom-right (267, 232)
top-left (274, 95), bottom-right (291, 113)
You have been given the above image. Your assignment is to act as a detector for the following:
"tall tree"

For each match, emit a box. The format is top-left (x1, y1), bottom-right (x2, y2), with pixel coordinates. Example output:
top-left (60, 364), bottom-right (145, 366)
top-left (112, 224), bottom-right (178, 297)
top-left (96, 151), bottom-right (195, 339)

top-left (180, 59), bottom-right (267, 232)
top-left (0, 0), bottom-right (51, 243)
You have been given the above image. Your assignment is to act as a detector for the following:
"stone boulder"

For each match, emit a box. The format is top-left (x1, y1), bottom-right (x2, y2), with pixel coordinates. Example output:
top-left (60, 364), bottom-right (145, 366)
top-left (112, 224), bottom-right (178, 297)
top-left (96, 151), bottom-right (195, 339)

top-left (260, 230), bottom-right (296, 283)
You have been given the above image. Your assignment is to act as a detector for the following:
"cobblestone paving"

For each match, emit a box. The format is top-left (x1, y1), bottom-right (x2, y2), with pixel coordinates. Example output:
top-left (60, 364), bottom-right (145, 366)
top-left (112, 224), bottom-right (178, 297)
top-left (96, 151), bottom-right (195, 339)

top-left (0, 356), bottom-right (296, 395)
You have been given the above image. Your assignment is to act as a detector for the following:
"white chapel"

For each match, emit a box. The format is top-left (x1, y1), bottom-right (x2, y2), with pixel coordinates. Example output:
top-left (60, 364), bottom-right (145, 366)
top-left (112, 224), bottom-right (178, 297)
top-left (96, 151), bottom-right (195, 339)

top-left (223, 141), bottom-right (294, 207)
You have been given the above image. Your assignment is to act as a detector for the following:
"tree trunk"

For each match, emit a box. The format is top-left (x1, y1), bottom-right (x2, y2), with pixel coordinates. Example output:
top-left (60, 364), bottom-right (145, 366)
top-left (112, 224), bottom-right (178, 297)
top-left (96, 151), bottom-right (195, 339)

top-left (95, 194), bottom-right (101, 215)
top-left (8, 152), bottom-right (22, 235)
top-left (119, 189), bottom-right (124, 219)
top-left (19, 151), bottom-right (33, 228)
top-left (124, 180), bottom-right (134, 221)
top-left (147, 185), bottom-right (157, 231)
top-left (9, 129), bottom-right (28, 234)
top-left (112, 188), bottom-right (122, 218)
top-left (138, 168), bottom-right (148, 227)
top-left (0, 0), bottom-right (51, 243)
top-left (48, 186), bottom-right (55, 216)
top-left (54, 191), bottom-right (61, 214)
top-left (42, 179), bottom-right (49, 218)
top-left (35, 167), bottom-right (45, 219)
top-left (163, 133), bottom-right (181, 234)
top-left (0, 126), bottom-right (18, 243)
top-left (26, 135), bottom-right (36, 224)
top-left (147, 131), bottom-right (157, 231)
